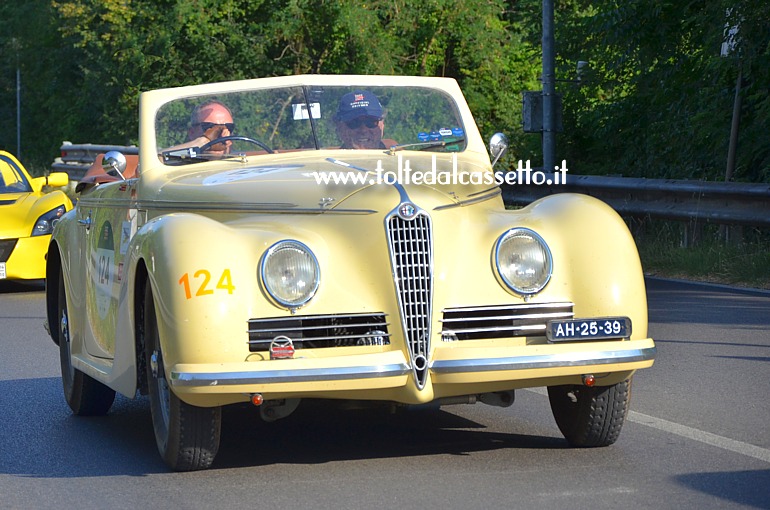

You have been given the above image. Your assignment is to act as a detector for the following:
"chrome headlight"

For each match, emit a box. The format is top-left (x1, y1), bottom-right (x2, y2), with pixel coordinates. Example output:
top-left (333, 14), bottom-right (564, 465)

top-left (32, 205), bottom-right (67, 236)
top-left (494, 228), bottom-right (552, 295)
top-left (260, 240), bottom-right (320, 309)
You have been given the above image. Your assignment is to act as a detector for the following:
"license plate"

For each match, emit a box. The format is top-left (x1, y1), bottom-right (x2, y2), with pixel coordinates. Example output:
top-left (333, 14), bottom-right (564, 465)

top-left (0, 262), bottom-right (5, 279)
top-left (546, 317), bottom-right (631, 342)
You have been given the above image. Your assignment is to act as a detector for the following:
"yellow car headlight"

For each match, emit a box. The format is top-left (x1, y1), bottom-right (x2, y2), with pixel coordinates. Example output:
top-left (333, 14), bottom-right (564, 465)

top-left (32, 205), bottom-right (67, 236)
top-left (260, 240), bottom-right (320, 309)
top-left (494, 228), bottom-right (552, 295)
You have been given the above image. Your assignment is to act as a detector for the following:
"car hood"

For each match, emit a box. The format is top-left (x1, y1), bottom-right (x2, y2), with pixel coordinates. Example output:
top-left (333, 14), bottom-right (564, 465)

top-left (143, 151), bottom-right (499, 212)
top-left (147, 152), bottom-right (499, 213)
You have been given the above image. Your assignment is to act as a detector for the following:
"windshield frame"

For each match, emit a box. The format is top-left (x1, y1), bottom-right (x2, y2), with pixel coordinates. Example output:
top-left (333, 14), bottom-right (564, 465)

top-left (0, 154), bottom-right (32, 194)
top-left (143, 75), bottom-right (485, 172)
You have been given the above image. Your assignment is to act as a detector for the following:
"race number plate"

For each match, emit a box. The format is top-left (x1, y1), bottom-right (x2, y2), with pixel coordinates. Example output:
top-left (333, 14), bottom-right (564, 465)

top-left (0, 262), bottom-right (6, 279)
top-left (546, 317), bottom-right (631, 342)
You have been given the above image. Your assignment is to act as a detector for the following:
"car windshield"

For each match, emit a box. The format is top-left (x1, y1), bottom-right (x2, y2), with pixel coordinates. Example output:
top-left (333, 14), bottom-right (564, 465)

top-left (157, 85), bottom-right (467, 165)
top-left (0, 155), bottom-right (32, 193)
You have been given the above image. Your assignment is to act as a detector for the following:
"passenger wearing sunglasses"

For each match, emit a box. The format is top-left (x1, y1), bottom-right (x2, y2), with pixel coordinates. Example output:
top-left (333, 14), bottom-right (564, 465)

top-left (334, 91), bottom-right (387, 149)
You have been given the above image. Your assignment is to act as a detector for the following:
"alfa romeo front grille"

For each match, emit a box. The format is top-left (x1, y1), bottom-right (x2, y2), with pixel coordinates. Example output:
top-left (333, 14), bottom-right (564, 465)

top-left (247, 313), bottom-right (390, 352)
top-left (440, 302), bottom-right (574, 341)
top-left (387, 210), bottom-right (433, 389)
top-left (0, 239), bottom-right (18, 262)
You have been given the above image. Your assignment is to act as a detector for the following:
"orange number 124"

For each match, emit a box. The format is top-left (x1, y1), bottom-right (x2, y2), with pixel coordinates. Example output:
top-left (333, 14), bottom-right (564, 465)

top-left (179, 269), bottom-right (235, 299)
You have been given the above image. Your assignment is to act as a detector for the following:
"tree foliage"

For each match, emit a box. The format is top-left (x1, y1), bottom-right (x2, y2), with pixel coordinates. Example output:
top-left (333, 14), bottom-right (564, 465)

top-left (0, 0), bottom-right (767, 183)
top-left (556, 0), bottom-right (770, 182)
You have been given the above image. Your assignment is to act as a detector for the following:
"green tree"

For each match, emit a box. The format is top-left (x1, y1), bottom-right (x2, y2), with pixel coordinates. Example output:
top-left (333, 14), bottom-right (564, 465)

top-left (555, 0), bottom-right (770, 182)
top-left (0, 0), bottom-right (542, 167)
top-left (0, 1), bottom-right (83, 171)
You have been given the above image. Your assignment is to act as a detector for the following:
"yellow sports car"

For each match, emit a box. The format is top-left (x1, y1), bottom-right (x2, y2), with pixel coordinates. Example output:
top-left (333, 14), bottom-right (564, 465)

top-left (46, 75), bottom-right (656, 471)
top-left (0, 151), bottom-right (71, 281)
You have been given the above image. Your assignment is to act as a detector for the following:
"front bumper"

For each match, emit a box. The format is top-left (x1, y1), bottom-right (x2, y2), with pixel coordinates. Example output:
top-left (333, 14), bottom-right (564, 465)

top-left (168, 338), bottom-right (656, 407)
top-left (0, 235), bottom-right (48, 280)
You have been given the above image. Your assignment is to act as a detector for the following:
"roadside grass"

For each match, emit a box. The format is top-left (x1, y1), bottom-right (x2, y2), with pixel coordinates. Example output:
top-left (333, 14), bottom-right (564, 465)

top-left (634, 222), bottom-right (770, 290)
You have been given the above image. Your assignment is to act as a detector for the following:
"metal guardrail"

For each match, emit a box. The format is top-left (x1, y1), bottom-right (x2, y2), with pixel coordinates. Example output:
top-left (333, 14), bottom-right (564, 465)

top-left (52, 143), bottom-right (770, 227)
top-left (52, 142), bottom-right (138, 180)
top-left (502, 173), bottom-right (770, 228)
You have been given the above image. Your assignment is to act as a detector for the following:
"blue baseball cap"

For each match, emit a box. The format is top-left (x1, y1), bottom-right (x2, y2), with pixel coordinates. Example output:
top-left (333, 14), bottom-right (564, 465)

top-left (335, 91), bottom-right (383, 122)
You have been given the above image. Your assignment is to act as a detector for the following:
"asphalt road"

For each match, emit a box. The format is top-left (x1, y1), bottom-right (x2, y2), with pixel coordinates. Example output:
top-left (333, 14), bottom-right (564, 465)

top-left (1, 278), bottom-right (768, 509)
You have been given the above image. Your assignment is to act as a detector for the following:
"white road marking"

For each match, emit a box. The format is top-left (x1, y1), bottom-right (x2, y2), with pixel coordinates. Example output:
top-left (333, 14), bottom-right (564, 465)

top-left (626, 411), bottom-right (770, 464)
top-left (526, 388), bottom-right (770, 464)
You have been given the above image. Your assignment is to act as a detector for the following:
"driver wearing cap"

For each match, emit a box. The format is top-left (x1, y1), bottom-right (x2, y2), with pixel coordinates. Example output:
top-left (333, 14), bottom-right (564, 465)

top-left (334, 91), bottom-right (387, 149)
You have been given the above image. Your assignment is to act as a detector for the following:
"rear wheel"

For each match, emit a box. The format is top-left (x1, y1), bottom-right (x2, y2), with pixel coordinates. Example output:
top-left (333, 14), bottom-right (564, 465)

top-left (547, 378), bottom-right (631, 447)
top-left (58, 271), bottom-right (116, 415)
top-left (141, 282), bottom-right (221, 471)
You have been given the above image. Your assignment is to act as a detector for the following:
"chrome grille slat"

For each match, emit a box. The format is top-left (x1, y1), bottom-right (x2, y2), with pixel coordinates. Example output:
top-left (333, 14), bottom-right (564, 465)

top-left (443, 325), bottom-right (547, 334)
top-left (440, 302), bottom-right (574, 340)
top-left (246, 313), bottom-right (390, 351)
top-left (249, 312), bottom-right (385, 322)
top-left (248, 332), bottom-right (392, 344)
top-left (248, 322), bottom-right (391, 333)
top-left (387, 209), bottom-right (433, 389)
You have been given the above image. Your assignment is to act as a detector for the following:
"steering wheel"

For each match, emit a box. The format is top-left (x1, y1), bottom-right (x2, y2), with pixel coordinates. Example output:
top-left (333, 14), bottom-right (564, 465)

top-left (200, 135), bottom-right (274, 154)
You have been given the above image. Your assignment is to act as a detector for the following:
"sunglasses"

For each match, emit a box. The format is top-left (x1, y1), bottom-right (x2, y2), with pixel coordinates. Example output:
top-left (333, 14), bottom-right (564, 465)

top-left (197, 122), bottom-right (235, 132)
top-left (344, 117), bottom-right (381, 129)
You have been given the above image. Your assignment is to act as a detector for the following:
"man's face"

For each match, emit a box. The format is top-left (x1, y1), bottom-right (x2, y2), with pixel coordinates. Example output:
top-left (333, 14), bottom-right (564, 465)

top-left (336, 115), bottom-right (384, 149)
top-left (189, 103), bottom-right (234, 154)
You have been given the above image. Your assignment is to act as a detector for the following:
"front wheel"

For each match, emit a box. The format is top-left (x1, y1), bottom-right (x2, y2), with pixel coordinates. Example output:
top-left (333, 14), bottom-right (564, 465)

top-left (547, 378), bottom-right (631, 447)
top-left (58, 270), bottom-right (115, 415)
top-left (141, 282), bottom-right (221, 471)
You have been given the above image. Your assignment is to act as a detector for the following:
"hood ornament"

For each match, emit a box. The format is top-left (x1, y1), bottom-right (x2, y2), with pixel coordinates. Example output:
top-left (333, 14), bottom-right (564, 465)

top-left (398, 202), bottom-right (417, 220)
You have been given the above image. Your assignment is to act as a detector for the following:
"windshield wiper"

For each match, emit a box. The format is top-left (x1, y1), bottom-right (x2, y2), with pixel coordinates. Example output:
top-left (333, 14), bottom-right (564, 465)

top-left (387, 138), bottom-right (465, 154)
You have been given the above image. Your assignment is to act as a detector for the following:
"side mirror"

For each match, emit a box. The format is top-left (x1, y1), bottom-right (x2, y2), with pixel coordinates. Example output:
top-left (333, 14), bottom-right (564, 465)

top-left (46, 172), bottom-right (69, 188)
top-left (102, 151), bottom-right (127, 180)
top-left (489, 133), bottom-right (509, 167)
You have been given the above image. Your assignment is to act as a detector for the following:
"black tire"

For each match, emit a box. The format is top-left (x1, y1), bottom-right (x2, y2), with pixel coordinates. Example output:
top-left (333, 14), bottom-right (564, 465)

top-left (141, 283), bottom-right (221, 471)
top-left (58, 271), bottom-right (116, 416)
top-left (547, 378), bottom-right (631, 447)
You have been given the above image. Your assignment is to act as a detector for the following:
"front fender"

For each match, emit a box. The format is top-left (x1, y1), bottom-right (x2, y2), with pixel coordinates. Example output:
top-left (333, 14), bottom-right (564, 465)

top-left (124, 213), bottom-right (274, 374)
top-left (506, 193), bottom-right (648, 339)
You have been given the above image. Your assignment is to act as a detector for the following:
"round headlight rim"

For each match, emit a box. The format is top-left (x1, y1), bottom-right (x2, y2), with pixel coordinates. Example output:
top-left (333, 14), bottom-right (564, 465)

top-left (260, 239), bottom-right (320, 310)
top-left (494, 227), bottom-right (553, 296)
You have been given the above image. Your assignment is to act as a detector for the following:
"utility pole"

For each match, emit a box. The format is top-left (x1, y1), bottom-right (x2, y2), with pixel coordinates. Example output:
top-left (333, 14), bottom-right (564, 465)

top-left (542, 0), bottom-right (556, 173)
top-left (13, 38), bottom-right (21, 158)
top-left (17, 66), bottom-right (21, 158)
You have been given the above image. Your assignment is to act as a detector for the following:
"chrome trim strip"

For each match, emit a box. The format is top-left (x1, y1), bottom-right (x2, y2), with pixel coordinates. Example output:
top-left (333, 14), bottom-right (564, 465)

top-left (430, 346), bottom-right (657, 374)
top-left (78, 198), bottom-right (376, 215)
top-left (76, 198), bottom-right (136, 208)
top-left (467, 186), bottom-right (501, 198)
top-left (442, 302), bottom-right (574, 313)
top-left (440, 312), bottom-right (573, 323)
top-left (170, 362), bottom-right (411, 387)
top-left (433, 188), bottom-right (502, 210)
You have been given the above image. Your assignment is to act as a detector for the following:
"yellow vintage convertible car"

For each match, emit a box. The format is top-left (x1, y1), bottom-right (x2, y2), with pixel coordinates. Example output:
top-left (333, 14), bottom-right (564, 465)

top-left (46, 75), bottom-right (655, 471)
top-left (0, 151), bottom-right (71, 281)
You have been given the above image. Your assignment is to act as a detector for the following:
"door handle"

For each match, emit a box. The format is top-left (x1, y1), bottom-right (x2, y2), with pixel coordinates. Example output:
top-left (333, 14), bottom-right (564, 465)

top-left (78, 210), bottom-right (92, 230)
